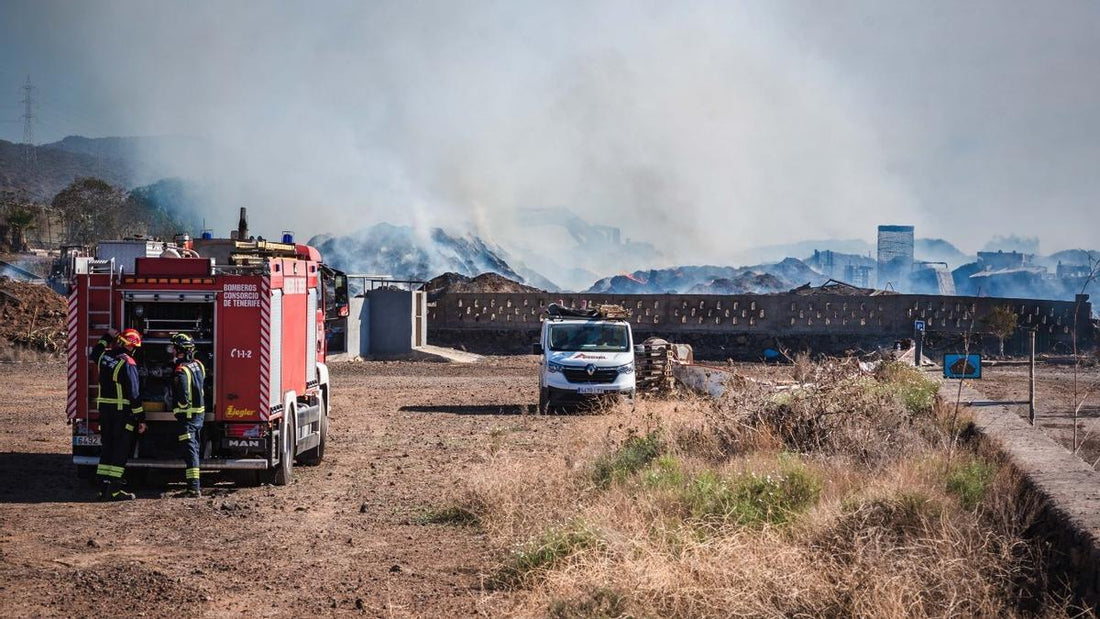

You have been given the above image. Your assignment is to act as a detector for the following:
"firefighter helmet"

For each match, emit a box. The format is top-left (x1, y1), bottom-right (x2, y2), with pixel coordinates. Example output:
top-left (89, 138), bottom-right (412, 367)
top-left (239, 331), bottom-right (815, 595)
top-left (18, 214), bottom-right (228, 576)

top-left (117, 328), bottom-right (142, 348)
top-left (170, 332), bottom-right (195, 352)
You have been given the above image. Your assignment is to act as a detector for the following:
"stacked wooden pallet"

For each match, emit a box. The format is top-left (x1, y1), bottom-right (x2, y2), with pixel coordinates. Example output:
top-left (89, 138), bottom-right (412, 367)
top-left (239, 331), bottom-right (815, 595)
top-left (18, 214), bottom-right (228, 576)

top-left (635, 337), bottom-right (675, 394)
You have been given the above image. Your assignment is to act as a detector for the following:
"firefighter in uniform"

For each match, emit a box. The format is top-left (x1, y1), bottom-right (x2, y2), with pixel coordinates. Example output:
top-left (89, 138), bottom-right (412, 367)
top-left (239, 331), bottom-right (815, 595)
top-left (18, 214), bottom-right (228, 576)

top-left (91, 328), bottom-right (144, 501)
top-left (170, 333), bottom-right (206, 497)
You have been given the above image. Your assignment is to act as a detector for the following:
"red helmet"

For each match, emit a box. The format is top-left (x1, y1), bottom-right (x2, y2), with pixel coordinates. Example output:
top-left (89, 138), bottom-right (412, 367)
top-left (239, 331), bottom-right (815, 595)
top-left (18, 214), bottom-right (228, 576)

top-left (117, 329), bottom-right (143, 348)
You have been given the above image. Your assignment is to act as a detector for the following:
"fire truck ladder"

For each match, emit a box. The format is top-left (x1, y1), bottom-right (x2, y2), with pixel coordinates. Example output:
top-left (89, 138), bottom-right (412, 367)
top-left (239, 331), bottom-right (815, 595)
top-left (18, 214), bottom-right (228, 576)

top-left (83, 259), bottom-right (116, 425)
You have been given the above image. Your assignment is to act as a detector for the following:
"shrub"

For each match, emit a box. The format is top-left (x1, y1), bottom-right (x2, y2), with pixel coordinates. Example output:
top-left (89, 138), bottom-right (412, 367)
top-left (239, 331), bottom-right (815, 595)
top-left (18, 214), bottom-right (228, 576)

top-left (492, 520), bottom-right (603, 589)
top-left (714, 359), bottom-right (943, 465)
top-left (945, 456), bottom-right (997, 510)
top-left (591, 430), bottom-right (664, 487)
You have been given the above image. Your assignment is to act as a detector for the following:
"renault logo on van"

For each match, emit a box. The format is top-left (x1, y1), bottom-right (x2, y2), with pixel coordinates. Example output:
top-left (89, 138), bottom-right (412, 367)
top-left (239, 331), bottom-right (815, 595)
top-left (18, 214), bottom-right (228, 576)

top-left (586, 364), bottom-right (596, 376)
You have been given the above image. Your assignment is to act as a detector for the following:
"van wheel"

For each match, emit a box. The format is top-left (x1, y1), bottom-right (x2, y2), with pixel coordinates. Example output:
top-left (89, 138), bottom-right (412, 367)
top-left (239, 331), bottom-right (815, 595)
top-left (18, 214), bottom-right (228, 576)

top-left (538, 388), bottom-right (549, 415)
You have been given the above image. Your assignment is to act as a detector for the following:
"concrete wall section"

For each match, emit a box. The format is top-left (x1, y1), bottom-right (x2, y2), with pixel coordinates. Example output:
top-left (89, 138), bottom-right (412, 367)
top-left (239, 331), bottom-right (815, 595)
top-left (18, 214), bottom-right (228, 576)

top-left (344, 296), bottom-right (371, 357)
top-left (945, 381), bottom-right (1100, 608)
top-left (428, 292), bottom-right (1092, 359)
top-left (367, 288), bottom-right (415, 355)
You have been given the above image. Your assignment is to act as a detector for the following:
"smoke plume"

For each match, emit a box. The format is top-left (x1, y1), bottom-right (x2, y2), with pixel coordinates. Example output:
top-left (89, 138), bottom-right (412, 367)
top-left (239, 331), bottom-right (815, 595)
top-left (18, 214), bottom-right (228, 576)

top-left (2, 1), bottom-right (1099, 270)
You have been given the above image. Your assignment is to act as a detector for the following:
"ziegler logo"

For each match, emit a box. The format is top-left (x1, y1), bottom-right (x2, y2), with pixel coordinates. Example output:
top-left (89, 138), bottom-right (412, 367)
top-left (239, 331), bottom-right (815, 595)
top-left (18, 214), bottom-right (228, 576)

top-left (227, 439), bottom-right (261, 448)
top-left (572, 353), bottom-right (607, 360)
top-left (224, 405), bottom-right (256, 419)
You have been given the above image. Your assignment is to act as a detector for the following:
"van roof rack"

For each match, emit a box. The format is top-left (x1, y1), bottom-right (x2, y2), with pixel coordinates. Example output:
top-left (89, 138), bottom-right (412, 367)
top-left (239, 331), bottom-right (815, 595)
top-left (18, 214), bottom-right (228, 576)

top-left (546, 302), bottom-right (631, 321)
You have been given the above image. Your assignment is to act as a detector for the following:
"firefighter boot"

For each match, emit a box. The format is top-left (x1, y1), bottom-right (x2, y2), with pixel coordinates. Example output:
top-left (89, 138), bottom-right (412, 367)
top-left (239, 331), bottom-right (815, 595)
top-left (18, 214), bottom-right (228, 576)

top-left (109, 488), bottom-right (137, 501)
top-left (184, 467), bottom-right (201, 497)
top-left (97, 478), bottom-right (113, 501)
top-left (103, 480), bottom-right (135, 501)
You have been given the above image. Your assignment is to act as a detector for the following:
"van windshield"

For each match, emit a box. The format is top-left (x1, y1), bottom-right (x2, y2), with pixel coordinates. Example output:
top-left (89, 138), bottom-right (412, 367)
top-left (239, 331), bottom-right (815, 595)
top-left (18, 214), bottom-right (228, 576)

top-left (548, 323), bottom-right (630, 352)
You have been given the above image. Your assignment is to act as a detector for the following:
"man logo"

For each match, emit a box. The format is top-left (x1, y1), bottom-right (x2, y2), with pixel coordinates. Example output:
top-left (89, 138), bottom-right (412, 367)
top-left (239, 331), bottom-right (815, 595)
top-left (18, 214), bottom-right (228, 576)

top-left (586, 364), bottom-right (596, 376)
top-left (227, 439), bottom-right (261, 448)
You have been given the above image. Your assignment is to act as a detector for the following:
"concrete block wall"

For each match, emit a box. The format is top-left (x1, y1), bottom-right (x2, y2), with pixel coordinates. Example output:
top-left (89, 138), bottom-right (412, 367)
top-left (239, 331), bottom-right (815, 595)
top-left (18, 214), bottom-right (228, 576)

top-left (429, 292), bottom-right (1092, 359)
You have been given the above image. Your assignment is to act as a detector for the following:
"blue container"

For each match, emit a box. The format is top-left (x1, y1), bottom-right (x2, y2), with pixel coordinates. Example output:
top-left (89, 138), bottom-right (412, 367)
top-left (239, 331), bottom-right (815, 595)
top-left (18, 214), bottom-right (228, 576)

top-left (281, 231), bottom-right (294, 244)
top-left (201, 229), bottom-right (214, 240)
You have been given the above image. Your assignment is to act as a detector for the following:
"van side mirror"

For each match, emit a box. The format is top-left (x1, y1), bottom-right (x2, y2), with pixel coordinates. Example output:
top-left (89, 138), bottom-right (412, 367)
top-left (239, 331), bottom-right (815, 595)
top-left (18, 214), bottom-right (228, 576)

top-left (532, 343), bottom-right (544, 355)
top-left (633, 344), bottom-right (645, 354)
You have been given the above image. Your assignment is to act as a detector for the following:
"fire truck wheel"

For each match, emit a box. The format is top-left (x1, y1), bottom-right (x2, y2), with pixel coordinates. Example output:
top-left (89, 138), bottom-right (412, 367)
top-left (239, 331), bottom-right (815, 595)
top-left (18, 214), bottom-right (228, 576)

top-left (264, 410), bottom-right (295, 486)
top-left (299, 395), bottom-right (327, 466)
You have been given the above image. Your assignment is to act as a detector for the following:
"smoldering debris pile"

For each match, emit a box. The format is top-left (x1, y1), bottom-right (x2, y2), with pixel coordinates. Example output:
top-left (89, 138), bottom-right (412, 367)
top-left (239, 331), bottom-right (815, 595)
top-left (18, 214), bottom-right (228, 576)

top-left (686, 273), bottom-right (788, 294)
top-left (0, 277), bottom-right (66, 353)
top-left (425, 272), bottom-right (543, 301)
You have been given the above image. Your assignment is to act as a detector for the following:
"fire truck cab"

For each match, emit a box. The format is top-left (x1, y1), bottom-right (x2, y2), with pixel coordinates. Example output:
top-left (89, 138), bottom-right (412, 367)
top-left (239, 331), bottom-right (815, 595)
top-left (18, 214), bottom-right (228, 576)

top-left (68, 215), bottom-right (347, 485)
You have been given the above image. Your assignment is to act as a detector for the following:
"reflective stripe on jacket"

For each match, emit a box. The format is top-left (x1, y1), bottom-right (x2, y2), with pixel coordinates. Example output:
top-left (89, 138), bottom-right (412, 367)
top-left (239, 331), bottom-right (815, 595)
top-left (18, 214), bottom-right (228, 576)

top-left (173, 358), bottom-right (206, 416)
top-left (94, 340), bottom-right (141, 414)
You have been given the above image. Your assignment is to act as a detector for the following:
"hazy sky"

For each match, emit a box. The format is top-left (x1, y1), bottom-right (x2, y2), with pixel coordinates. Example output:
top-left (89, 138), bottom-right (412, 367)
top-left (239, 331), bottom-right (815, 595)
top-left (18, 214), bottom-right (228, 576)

top-left (1, 1), bottom-right (1098, 259)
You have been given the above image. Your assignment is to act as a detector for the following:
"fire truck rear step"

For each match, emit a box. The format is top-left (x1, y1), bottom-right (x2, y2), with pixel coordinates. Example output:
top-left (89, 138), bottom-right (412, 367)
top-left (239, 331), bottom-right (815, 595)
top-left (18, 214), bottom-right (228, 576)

top-left (73, 456), bottom-right (270, 470)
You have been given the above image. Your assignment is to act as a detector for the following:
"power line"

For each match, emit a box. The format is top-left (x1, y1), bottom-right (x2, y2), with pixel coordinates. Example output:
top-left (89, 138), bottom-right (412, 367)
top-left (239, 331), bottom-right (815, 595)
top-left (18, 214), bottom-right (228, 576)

top-left (21, 74), bottom-right (36, 164)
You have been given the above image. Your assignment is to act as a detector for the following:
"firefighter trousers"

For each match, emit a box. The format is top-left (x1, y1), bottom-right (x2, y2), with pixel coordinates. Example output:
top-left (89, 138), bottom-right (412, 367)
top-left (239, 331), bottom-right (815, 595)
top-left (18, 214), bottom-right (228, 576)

top-left (96, 408), bottom-right (134, 488)
top-left (177, 414), bottom-right (203, 490)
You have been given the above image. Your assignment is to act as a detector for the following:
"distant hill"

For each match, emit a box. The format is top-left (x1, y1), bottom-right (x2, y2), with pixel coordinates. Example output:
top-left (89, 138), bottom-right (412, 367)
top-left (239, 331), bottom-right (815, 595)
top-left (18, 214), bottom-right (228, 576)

top-left (0, 138), bottom-right (129, 201)
top-left (43, 135), bottom-right (209, 184)
top-left (0, 135), bottom-right (216, 203)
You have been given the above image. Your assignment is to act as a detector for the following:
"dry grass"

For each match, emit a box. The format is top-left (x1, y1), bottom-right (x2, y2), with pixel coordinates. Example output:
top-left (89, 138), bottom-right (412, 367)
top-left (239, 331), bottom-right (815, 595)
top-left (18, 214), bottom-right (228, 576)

top-left (462, 360), bottom-right (1084, 617)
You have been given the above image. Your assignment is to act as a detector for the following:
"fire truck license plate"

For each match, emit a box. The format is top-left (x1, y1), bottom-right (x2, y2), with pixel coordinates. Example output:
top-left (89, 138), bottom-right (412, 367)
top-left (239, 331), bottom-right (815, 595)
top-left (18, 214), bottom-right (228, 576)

top-left (73, 435), bottom-right (102, 447)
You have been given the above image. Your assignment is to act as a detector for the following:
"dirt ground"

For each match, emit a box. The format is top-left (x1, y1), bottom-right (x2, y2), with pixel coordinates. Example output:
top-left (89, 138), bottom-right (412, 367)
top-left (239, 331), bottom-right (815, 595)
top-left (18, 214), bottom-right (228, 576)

top-left (0, 356), bottom-right (568, 617)
top-left (961, 361), bottom-right (1100, 466)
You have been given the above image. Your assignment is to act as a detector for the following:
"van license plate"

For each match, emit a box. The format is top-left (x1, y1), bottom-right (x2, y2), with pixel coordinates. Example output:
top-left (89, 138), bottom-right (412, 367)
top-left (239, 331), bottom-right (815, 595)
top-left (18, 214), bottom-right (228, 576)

top-left (578, 386), bottom-right (607, 395)
top-left (74, 435), bottom-right (102, 447)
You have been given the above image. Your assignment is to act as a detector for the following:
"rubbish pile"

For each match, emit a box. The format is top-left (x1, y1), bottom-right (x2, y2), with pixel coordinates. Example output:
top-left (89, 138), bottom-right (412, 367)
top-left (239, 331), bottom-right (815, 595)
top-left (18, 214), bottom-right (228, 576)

top-left (0, 277), bottom-right (66, 352)
top-left (425, 272), bottom-right (542, 300)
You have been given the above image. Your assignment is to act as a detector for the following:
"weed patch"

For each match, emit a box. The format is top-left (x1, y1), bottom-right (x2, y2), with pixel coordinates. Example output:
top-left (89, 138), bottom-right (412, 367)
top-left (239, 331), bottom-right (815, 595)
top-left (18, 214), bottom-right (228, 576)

top-left (875, 361), bottom-right (940, 416)
top-left (591, 430), bottom-right (664, 487)
top-left (945, 456), bottom-right (998, 510)
top-left (680, 462), bottom-right (822, 528)
top-left (492, 520), bottom-right (603, 589)
top-left (642, 454), bottom-right (684, 489)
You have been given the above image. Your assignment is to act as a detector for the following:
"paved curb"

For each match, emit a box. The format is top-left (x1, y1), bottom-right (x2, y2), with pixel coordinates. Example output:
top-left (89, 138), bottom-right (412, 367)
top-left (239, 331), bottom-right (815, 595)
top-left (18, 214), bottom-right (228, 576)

top-left (941, 380), bottom-right (1100, 608)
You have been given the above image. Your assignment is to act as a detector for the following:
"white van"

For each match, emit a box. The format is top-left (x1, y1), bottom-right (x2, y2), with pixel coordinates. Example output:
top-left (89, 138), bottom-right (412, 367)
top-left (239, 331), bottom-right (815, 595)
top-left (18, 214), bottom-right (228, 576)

top-left (533, 304), bottom-right (636, 413)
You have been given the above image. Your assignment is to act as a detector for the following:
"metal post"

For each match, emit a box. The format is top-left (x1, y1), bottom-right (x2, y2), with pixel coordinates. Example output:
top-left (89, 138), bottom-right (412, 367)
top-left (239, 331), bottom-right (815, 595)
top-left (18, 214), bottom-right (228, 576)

top-left (1028, 329), bottom-right (1036, 425)
top-left (914, 330), bottom-right (924, 368)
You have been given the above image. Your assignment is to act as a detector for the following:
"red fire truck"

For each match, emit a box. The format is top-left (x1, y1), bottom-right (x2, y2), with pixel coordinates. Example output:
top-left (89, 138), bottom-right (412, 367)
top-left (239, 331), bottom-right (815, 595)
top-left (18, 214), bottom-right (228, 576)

top-left (68, 212), bottom-right (348, 485)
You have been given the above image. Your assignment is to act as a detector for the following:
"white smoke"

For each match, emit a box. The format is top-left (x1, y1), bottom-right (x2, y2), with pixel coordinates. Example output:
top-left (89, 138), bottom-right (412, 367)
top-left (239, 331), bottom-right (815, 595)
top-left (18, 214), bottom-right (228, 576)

top-left (4, 0), bottom-right (1099, 267)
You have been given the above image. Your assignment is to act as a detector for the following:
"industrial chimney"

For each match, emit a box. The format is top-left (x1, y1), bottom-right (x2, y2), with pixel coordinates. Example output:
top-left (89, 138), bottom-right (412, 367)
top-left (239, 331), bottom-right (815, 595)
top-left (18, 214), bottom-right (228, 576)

top-left (237, 207), bottom-right (249, 241)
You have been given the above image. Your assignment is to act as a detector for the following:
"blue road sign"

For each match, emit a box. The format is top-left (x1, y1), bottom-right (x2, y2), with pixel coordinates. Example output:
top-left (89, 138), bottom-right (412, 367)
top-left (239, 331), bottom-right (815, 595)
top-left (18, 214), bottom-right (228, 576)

top-left (943, 354), bottom-right (981, 379)
top-left (914, 320), bottom-right (926, 332)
